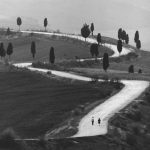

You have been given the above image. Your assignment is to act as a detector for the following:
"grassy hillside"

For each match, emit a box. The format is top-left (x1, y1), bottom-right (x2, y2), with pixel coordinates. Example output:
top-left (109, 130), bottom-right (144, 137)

top-left (0, 32), bottom-right (150, 150)
top-left (0, 64), bottom-right (120, 138)
top-left (12, 88), bottom-right (150, 150)
top-left (65, 50), bottom-right (150, 81)
top-left (0, 33), bottom-right (113, 63)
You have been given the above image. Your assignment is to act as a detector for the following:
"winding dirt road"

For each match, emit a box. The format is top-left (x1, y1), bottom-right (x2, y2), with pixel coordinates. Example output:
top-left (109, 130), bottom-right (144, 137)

top-left (14, 31), bottom-right (149, 137)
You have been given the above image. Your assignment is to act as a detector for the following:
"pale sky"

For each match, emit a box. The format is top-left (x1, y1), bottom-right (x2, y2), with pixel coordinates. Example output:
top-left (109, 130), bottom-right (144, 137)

top-left (0, 0), bottom-right (150, 33)
top-left (0, 0), bottom-right (150, 49)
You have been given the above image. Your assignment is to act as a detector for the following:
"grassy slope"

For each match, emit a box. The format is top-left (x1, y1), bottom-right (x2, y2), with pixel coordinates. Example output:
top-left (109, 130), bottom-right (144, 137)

top-left (68, 49), bottom-right (150, 81)
top-left (0, 64), bottom-right (119, 138)
top-left (0, 34), bottom-right (113, 63)
top-left (0, 32), bottom-right (150, 149)
top-left (25, 87), bottom-right (150, 150)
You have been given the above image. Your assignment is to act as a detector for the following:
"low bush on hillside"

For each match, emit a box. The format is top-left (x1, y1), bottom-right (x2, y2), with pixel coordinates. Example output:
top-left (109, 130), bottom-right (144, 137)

top-left (125, 52), bottom-right (138, 60)
top-left (111, 52), bottom-right (138, 63)
top-left (32, 61), bottom-right (67, 72)
top-left (90, 75), bottom-right (99, 83)
top-left (128, 65), bottom-right (134, 73)
top-left (138, 69), bottom-right (142, 74)
top-left (32, 60), bottom-right (101, 72)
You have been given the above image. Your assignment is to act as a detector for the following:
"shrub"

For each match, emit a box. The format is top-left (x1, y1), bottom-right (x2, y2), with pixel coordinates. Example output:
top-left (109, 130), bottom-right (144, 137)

top-left (30, 32), bottom-right (34, 36)
top-left (128, 65), bottom-right (134, 73)
top-left (47, 71), bottom-right (52, 75)
top-left (125, 52), bottom-right (138, 61)
top-left (91, 76), bottom-right (99, 83)
top-left (138, 69), bottom-right (142, 74)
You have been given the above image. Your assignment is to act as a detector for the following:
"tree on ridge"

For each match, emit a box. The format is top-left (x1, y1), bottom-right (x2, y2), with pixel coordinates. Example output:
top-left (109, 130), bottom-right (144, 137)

top-left (90, 23), bottom-right (94, 36)
top-left (118, 28), bottom-right (122, 40)
top-left (44, 18), bottom-right (48, 32)
top-left (17, 17), bottom-right (22, 31)
top-left (134, 31), bottom-right (139, 43)
top-left (81, 23), bottom-right (91, 42)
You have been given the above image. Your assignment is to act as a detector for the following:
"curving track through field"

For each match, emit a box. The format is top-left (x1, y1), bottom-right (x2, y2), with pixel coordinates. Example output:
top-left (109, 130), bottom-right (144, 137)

top-left (14, 31), bottom-right (149, 137)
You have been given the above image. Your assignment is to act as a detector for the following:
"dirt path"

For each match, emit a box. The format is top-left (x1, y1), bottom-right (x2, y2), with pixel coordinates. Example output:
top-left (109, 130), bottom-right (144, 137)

top-left (73, 80), bottom-right (149, 137)
top-left (13, 31), bottom-right (149, 137)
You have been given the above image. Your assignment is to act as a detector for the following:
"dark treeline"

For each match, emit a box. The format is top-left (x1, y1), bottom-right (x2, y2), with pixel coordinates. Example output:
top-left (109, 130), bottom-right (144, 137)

top-left (0, 42), bottom-right (13, 59)
top-left (4, 19), bottom-right (143, 72)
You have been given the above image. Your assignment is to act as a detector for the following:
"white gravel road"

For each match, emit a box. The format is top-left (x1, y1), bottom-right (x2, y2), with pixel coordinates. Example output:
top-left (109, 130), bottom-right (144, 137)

top-left (13, 31), bottom-right (149, 137)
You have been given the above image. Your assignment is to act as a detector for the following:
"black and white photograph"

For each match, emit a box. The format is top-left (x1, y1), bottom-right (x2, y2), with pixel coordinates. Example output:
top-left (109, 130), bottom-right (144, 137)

top-left (0, 0), bottom-right (150, 149)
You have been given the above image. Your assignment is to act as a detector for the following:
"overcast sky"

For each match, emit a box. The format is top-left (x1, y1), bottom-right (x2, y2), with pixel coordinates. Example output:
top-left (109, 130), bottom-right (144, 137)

top-left (0, 0), bottom-right (150, 33)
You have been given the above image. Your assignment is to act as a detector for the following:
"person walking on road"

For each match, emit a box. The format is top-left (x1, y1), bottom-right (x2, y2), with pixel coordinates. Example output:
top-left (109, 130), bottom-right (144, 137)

top-left (98, 118), bottom-right (101, 126)
top-left (91, 117), bottom-right (94, 125)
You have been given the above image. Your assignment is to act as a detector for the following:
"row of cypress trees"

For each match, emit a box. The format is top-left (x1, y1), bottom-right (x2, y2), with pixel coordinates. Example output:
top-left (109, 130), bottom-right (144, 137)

top-left (81, 23), bottom-right (142, 72)
top-left (31, 41), bottom-right (55, 64)
top-left (0, 40), bottom-right (55, 64)
top-left (15, 16), bottom-right (142, 52)
top-left (0, 43), bottom-right (13, 59)
top-left (80, 23), bottom-right (109, 72)
top-left (16, 17), bottom-right (48, 31)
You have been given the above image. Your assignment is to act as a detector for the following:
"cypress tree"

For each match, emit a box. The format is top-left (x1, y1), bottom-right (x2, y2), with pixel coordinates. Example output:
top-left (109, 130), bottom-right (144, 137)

top-left (31, 41), bottom-right (36, 59)
top-left (97, 33), bottom-right (101, 45)
top-left (44, 18), bottom-right (48, 32)
top-left (117, 40), bottom-right (122, 54)
top-left (7, 43), bottom-right (13, 59)
top-left (134, 31), bottom-right (139, 43)
top-left (90, 43), bottom-right (99, 59)
top-left (122, 30), bottom-right (126, 42)
top-left (17, 17), bottom-right (22, 31)
top-left (0, 43), bottom-right (6, 58)
top-left (136, 40), bottom-right (141, 49)
top-left (90, 23), bottom-right (94, 36)
top-left (81, 23), bottom-right (91, 42)
top-left (125, 34), bottom-right (129, 44)
top-left (118, 28), bottom-right (122, 39)
top-left (128, 65), bottom-right (134, 73)
top-left (103, 53), bottom-right (109, 72)
top-left (49, 47), bottom-right (55, 64)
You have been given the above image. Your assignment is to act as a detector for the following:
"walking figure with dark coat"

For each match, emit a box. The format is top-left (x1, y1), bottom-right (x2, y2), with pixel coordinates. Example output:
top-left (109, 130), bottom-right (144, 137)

top-left (98, 118), bottom-right (101, 125)
top-left (91, 117), bottom-right (94, 125)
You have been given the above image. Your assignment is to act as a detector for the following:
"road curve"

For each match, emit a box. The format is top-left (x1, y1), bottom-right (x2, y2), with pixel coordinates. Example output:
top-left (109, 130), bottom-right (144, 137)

top-left (21, 30), bottom-right (133, 61)
top-left (13, 31), bottom-right (149, 137)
